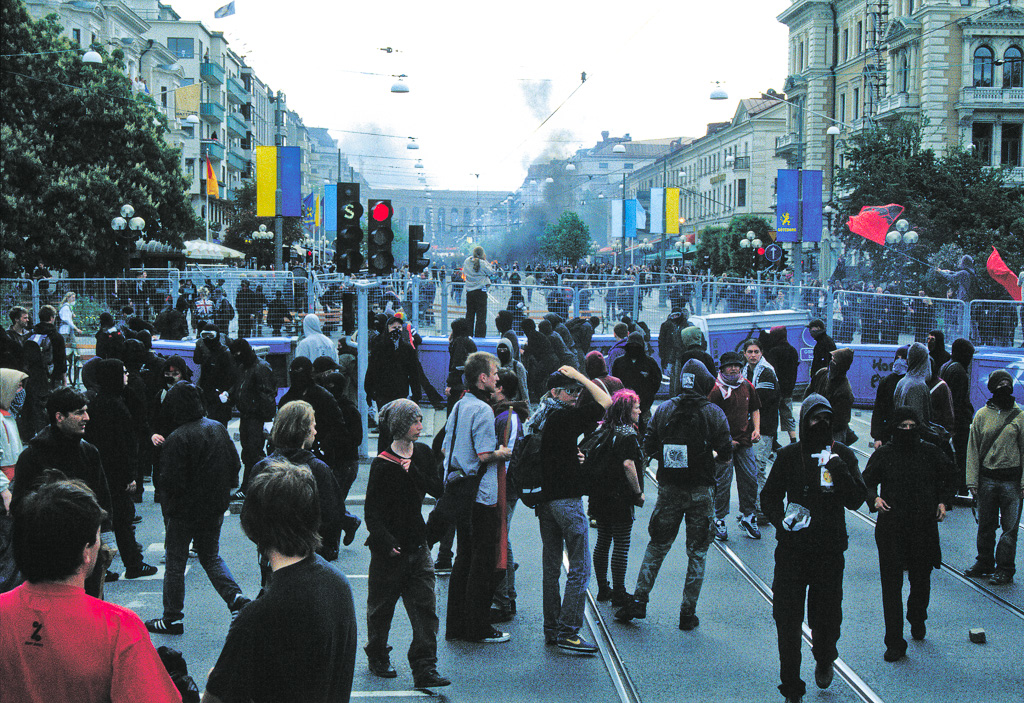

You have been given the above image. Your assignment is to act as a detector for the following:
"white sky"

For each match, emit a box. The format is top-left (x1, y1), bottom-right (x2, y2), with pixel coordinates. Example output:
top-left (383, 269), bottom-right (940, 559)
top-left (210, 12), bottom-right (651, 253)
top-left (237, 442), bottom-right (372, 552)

top-left (168, 0), bottom-right (791, 192)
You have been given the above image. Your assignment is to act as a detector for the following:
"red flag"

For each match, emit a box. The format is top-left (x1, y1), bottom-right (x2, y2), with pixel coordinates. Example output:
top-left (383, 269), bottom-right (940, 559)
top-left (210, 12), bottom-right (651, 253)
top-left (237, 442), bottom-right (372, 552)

top-left (986, 246), bottom-right (1021, 301)
top-left (846, 204), bottom-right (904, 245)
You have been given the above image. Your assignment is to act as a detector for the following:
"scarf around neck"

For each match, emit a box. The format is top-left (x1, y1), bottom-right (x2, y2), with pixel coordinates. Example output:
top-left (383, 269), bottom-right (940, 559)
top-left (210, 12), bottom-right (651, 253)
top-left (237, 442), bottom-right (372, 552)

top-left (524, 394), bottom-right (570, 435)
top-left (715, 371), bottom-right (742, 400)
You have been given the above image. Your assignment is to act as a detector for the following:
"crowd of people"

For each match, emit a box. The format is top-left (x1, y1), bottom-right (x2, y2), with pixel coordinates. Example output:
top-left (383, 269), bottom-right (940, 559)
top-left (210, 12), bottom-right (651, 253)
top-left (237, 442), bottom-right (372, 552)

top-left (0, 267), bottom-right (1022, 703)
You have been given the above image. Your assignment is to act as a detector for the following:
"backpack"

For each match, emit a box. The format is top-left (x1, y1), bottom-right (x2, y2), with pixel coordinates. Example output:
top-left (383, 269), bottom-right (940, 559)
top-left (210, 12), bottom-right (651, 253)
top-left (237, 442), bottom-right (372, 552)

top-left (579, 423), bottom-right (620, 498)
top-left (507, 431), bottom-right (545, 508)
top-left (656, 397), bottom-right (711, 474)
top-left (24, 332), bottom-right (54, 376)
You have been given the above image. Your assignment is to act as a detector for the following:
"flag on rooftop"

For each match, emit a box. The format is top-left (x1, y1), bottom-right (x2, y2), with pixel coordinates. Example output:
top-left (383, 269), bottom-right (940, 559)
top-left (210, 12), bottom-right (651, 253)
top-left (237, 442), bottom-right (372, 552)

top-left (214, 2), bottom-right (235, 18)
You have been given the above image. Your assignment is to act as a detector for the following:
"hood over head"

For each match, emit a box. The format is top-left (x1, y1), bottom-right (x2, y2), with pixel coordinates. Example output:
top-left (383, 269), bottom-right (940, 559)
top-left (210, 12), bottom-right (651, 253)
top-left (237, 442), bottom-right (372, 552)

top-left (988, 369), bottom-right (1015, 394)
top-left (799, 393), bottom-right (834, 438)
top-left (94, 359), bottom-right (125, 394)
top-left (496, 337), bottom-right (514, 366)
top-left (0, 368), bottom-right (28, 410)
top-left (538, 320), bottom-right (554, 335)
top-left (134, 329), bottom-right (152, 350)
top-left (302, 313), bottom-right (324, 337)
top-left (495, 309), bottom-right (513, 333)
top-left (766, 326), bottom-right (788, 349)
top-left (162, 355), bottom-right (193, 381)
top-left (165, 382), bottom-right (206, 425)
top-left (679, 325), bottom-right (706, 352)
top-left (289, 356), bottom-right (314, 388)
top-left (585, 350), bottom-right (609, 379)
top-left (680, 358), bottom-right (715, 398)
top-left (951, 338), bottom-right (975, 366)
top-left (830, 347), bottom-right (854, 376)
top-left (906, 342), bottom-right (930, 379)
top-left (99, 312), bottom-right (115, 329)
top-left (451, 317), bottom-right (471, 337)
top-left (894, 344), bottom-right (910, 361)
top-left (892, 405), bottom-right (922, 427)
top-left (958, 255), bottom-right (974, 271)
top-left (544, 312), bottom-right (563, 326)
top-left (625, 331), bottom-right (646, 356)
top-left (928, 329), bottom-right (947, 353)
top-left (229, 337), bottom-right (257, 366)
top-left (520, 317), bottom-right (536, 334)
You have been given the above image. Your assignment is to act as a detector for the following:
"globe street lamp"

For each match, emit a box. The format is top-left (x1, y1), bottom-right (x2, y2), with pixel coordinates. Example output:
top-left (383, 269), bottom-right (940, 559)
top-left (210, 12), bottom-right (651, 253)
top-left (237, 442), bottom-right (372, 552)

top-left (739, 230), bottom-right (762, 278)
top-left (111, 204), bottom-right (145, 239)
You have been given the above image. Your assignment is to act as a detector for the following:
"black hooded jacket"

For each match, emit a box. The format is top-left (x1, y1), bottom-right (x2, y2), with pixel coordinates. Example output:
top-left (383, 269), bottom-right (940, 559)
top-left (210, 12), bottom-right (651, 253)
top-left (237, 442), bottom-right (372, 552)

top-left (928, 330), bottom-right (951, 380)
top-left (611, 332), bottom-right (662, 412)
top-left (194, 335), bottom-right (239, 410)
top-left (761, 394), bottom-right (865, 553)
top-left (83, 359), bottom-right (137, 489)
top-left (761, 326), bottom-right (799, 397)
top-left (13, 425), bottom-right (112, 516)
top-left (159, 382), bottom-right (240, 519)
top-left (230, 338), bottom-right (277, 420)
top-left (279, 360), bottom-right (346, 467)
top-left (643, 359), bottom-right (732, 487)
top-left (940, 338), bottom-right (975, 434)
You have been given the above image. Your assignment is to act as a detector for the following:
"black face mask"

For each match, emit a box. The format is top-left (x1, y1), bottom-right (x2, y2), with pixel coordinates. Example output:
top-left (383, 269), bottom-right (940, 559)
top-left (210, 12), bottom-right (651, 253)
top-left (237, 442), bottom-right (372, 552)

top-left (804, 420), bottom-right (832, 449)
top-left (809, 328), bottom-right (823, 339)
top-left (497, 348), bottom-right (511, 365)
top-left (992, 385), bottom-right (1016, 409)
top-left (893, 427), bottom-right (920, 447)
top-left (389, 328), bottom-right (401, 340)
top-left (625, 344), bottom-right (642, 358)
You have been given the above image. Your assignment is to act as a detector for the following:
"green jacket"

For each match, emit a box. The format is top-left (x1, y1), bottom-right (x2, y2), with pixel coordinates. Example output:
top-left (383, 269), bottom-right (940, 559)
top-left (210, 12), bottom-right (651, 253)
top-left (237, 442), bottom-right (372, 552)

top-left (966, 402), bottom-right (1024, 490)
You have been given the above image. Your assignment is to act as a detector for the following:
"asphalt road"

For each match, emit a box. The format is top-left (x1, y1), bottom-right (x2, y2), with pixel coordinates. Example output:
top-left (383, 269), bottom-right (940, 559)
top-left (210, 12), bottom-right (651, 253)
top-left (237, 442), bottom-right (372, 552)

top-left (103, 407), bottom-right (1024, 702)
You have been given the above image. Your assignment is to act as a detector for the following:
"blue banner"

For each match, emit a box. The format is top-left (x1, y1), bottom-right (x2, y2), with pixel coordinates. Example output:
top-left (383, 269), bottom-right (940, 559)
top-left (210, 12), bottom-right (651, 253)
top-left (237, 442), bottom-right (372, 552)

top-left (624, 200), bottom-right (638, 239)
top-left (278, 146), bottom-right (302, 217)
top-left (774, 169), bottom-right (823, 243)
top-left (323, 184), bottom-right (337, 234)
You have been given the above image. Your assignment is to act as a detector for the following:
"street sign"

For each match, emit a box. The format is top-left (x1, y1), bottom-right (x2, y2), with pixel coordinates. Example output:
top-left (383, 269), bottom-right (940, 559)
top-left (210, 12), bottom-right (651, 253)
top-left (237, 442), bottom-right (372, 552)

top-left (765, 243), bottom-right (783, 263)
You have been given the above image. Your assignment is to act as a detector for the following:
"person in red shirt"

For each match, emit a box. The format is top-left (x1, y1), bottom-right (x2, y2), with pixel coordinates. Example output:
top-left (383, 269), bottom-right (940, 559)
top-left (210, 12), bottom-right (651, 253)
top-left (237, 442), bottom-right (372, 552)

top-left (0, 477), bottom-right (180, 703)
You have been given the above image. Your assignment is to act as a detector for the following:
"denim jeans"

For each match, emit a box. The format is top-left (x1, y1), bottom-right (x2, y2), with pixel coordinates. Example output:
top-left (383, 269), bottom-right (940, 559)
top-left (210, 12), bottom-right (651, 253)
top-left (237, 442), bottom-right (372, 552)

top-left (366, 545), bottom-right (438, 677)
top-left (976, 476), bottom-right (1022, 576)
top-left (163, 513), bottom-right (243, 620)
top-left (714, 444), bottom-right (757, 520)
top-left (537, 498), bottom-right (590, 641)
top-left (634, 483), bottom-right (714, 616)
top-left (493, 498), bottom-right (518, 610)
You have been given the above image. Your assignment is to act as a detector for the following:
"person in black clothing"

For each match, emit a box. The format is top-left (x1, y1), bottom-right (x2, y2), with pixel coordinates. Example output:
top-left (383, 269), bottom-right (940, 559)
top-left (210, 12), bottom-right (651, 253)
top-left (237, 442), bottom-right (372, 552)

top-left (365, 315), bottom-right (421, 411)
top-left (364, 399), bottom-right (449, 689)
top-left (521, 318), bottom-right (558, 404)
top-left (82, 359), bottom-right (156, 579)
top-left (13, 388), bottom-right (118, 596)
top-left (266, 290), bottom-right (293, 336)
top-left (194, 325), bottom-right (238, 427)
top-left (204, 462), bottom-right (357, 703)
top-left (927, 330), bottom-right (951, 382)
top-left (657, 311), bottom-right (686, 397)
top-left (762, 326), bottom-right (799, 445)
top-left (761, 394), bottom-right (865, 703)
top-left (1, 305), bottom-right (31, 371)
top-left (148, 357), bottom-right (191, 503)
top-left (94, 312), bottom-right (125, 361)
top-left (494, 310), bottom-right (521, 360)
top-left (229, 338), bottom-right (277, 497)
top-left (153, 300), bottom-right (188, 340)
top-left (121, 339), bottom-right (154, 501)
top-left (939, 339), bottom-right (975, 494)
top-left (235, 280), bottom-right (259, 339)
top-left (314, 355), bottom-right (364, 546)
top-left (254, 401), bottom-right (343, 565)
top-left (444, 318), bottom-right (477, 413)
top-left (871, 346), bottom-right (909, 449)
top-left (278, 357), bottom-right (347, 474)
top-left (806, 319), bottom-right (835, 381)
top-left (863, 406), bottom-right (953, 662)
top-left (611, 331), bottom-right (662, 435)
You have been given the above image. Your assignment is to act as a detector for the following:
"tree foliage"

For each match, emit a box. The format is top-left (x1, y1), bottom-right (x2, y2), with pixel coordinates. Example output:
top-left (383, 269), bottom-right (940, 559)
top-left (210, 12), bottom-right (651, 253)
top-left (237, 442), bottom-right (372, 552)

top-left (0, 0), bottom-right (201, 276)
top-left (222, 181), bottom-right (303, 267)
top-left (696, 215), bottom-right (773, 275)
top-left (834, 118), bottom-right (1024, 291)
top-left (540, 211), bottom-right (592, 264)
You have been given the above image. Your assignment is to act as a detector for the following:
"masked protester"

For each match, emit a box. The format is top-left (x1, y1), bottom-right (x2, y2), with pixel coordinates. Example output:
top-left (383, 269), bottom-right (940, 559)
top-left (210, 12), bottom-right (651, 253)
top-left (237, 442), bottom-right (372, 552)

top-left (610, 332), bottom-right (662, 435)
top-left (939, 339), bottom-right (976, 495)
top-left (964, 370), bottom-right (1024, 586)
top-left (806, 319), bottom-right (836, 380)
top-left (804, 348), bottom-right (855, 445)
top-left (761, 394), bottom-right (865, 703)
top-left (863, 406), bottom-right (952, 662)
top-left (365, 315), bottom-right (421, 413)
top-left (193, 324), bottom-right (238, 427)
top-left (871, 346), bottom-right (910, 449)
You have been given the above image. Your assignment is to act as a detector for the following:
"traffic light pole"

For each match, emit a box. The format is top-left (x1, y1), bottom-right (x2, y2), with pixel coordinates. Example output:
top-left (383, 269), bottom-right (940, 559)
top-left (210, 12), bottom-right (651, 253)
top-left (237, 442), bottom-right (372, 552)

top-left (274, 188), bottom-right (283, 272)
top-left (354, 279), bottom-right (373, 459)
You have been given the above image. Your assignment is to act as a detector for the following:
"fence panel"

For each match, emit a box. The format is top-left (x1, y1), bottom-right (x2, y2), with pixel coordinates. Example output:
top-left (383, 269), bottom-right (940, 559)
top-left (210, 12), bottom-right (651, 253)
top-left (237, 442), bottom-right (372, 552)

top-left (828, 290), bottom-right (966, 347)
top-left (0, 278), bottom-right (37, 319)
top-left (968, 299), bottom-right (1023, 348)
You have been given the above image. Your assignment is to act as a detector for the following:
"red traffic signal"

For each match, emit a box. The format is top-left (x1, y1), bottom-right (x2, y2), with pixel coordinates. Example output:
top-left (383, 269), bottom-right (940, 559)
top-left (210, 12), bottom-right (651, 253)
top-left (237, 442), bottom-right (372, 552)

top-left (757, 247), bottom-right (765, 256)
top-left (370, 200), bottom-right (393, 222)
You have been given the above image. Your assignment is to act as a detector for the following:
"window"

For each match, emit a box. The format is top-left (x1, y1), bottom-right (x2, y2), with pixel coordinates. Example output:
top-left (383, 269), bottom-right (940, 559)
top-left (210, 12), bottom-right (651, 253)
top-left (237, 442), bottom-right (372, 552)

top-left (1004, 47), bottom-right (1023, 88)
top-left (798, 41), bottom-right (804, 71)
top-left (599, 162), bottom-right (608, 169)
top-left (899, 54), bottom-right (909, 92)
top-left (974, 46), bottom-right (994, 87)
top-left (624, 163), bottom-right (633, 169)
top-left (973, 122), bottom-right (993, 163)
top-left (842, 29), bottom-right (849, 61)
top-left (856, 21), bottom-right (863, 54)
top-left (853, 88), bottom-right (860, 119)
top-left (737, 179), bottom-right (747, 207)
top-left (839, 93), bottom-right (847, 122)
top-left (167, 38), bottom-right (194, 59)
top-left (1002, 123), bottom-right (1022, 167)
top-left (161, 86), bottom-right (168, 107)
top-left (72, 28), bottom-right (81, 46)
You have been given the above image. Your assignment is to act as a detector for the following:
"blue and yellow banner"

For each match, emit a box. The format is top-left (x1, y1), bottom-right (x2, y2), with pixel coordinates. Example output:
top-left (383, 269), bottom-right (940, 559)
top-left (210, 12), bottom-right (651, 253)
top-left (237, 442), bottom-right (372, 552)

top-left (775, 169), bottom-right (823, 243)
top-left (255, 146), bottom-right (302, 217)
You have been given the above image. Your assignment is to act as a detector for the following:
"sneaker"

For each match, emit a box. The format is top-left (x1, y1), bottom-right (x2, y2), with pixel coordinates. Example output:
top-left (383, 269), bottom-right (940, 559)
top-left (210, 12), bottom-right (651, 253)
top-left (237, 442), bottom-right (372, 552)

top-left (910, 622), bottom-right (926, 641)
top-left (230, 490), bottom-right (245, 502)
top-left (595, 583), bottom-right (613, 602)
top-left (145, 617), bottom-right (183, 635)
top-left (740, 514), bottom-right (761, 540)
top-left (989, 571), bottom-right (1013, 585)
top-left (470, 629), bottom-right (510, 643)
top-left (132, 514), bottom-right (143, 524)
top-left (367, 655), bottom-right (397, 678)
top-left (814, 660), bottom-right (834, 688)
top-left (434, 559), bottom-right (452, 575)
top-left (125, 562), bottom-right (158, 579)
top-left (414, 670), bottom-right (451, 688)
top-left (556, 634), bottom-right (598, 654)
top-left (679, 613), bottom-right (700, 631)
top-left (489, 606), bottom-right (513, 623)
top-left (714, 519), bottom-right (728, 541)
top-left (883, 648), bottom-right (906, 663)
top-left (964, 562), bottom-right (994, 578)
top-left (342, 516), bottom-right (362, 547)
top-left (614, 599), bottom-right (646, 622)
top-left (104, 570), bottom-right (121, 583)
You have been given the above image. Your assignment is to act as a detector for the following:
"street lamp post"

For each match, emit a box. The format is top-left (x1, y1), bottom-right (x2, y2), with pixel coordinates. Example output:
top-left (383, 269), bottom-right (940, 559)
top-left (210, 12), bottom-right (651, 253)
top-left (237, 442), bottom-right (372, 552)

top-left (111, 203), bottom-right (146, 244)
top-left (739, 229), bottom-right (763, 291)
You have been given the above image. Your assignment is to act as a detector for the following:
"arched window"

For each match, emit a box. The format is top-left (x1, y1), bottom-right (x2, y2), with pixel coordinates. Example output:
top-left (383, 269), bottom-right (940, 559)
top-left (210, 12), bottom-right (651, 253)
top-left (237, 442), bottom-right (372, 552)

top-left (1004, 46), bottom-right (1023, 88)
top-left (974, 46), bottom-right (994, 87)
top-left (899, 54), bottom-right (909, 93)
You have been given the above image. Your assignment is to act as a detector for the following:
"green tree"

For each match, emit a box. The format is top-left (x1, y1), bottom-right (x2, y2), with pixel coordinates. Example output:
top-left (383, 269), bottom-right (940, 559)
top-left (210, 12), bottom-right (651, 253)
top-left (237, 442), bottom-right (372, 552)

top-left (222, 180), bottom-right (303, 267)
top-left (540, 211), bottom-right (592, 264)
top-left (0, 0), bottom-right (201, 276)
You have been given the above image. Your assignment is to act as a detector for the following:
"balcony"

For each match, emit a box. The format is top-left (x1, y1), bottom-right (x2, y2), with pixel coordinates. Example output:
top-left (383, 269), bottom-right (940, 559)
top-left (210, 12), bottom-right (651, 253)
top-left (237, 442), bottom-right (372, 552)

top-left (1004, 167), bottom-right (1024, 186)
top-left (200, 101), bottom-right (225, 123)
top-left (732, 155), bottom-right (751, 170)
top-left (200, 61), bottom-right (224, 85)
top-left (226, 76), bottom-right (248, 105)
top-left (226, 112), bottom-right (248, 139)
top-left (959, 86), bottom-right (1024, 108)
top-left (775, 133), bottom-right (800, 158)
top-left (876, 92), bottom-right (919, 119)
top-left (200, 139), bottom-right (225, 161)
top-left (227, 150), bottom-right (247, 172)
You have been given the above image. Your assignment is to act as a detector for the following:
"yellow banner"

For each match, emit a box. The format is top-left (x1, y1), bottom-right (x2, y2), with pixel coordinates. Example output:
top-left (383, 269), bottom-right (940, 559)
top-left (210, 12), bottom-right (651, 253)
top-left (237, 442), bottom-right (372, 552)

top-left (174, 83), bottom-right (200, 119)
top-left (665, 188), bottom-right (680, 235)
top-left (255, 147), bottom-right (276, 217)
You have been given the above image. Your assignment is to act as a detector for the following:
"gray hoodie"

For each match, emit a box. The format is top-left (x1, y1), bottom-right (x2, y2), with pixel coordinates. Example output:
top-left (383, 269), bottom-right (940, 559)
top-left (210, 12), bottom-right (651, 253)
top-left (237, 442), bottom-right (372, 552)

top-left (295, 313), bottom-right (338, 364)
top-left (497, 337), bottom-right (530, 403)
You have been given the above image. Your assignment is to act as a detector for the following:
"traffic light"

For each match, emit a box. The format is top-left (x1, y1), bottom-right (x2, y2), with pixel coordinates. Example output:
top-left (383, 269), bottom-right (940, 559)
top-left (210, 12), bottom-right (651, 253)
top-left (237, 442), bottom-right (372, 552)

top-left (334, 183), bottom-right (364, 274)
top-left (756, 246), bottom-right (766, 271)
top-left (305, 249), bottom-right (313, 267)
top-left (367, 199), bottom-right (394, 275)
top-left (408, 224), bottom-right (430, 274)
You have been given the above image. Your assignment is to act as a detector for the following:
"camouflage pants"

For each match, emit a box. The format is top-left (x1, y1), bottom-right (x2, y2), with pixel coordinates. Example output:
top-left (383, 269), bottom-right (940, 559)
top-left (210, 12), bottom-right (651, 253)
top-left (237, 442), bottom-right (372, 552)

top-left (633, 483), bottom-right (715, 616)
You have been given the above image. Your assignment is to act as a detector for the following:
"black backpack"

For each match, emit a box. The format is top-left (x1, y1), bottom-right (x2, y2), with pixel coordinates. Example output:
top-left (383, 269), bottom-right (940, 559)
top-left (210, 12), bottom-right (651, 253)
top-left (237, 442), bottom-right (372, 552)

top-left (507, 431), bottom-right (545, 508)
top-left (579, 423), bottom-right (619, 498)
top-left (24, 333), bottom-right (54, 376)
top-left (656, 397), bottom-right (711, 474)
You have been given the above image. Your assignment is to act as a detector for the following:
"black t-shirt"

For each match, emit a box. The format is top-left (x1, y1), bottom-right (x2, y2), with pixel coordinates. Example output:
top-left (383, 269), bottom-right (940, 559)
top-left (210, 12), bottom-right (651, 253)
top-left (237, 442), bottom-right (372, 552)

top-left (206, 554), bottom-right (357, 703)
top-left (539, 402), bottom-right (605, 501)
